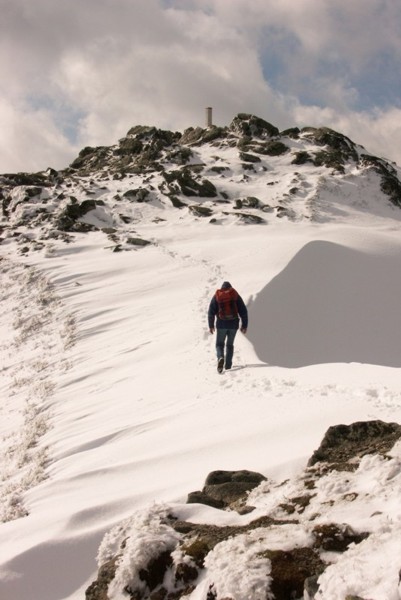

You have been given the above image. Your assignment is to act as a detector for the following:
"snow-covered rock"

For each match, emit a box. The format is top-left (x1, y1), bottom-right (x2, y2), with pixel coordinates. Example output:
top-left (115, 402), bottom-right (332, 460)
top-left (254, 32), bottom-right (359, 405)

top-left (86, 420), bottom-right (401, 600)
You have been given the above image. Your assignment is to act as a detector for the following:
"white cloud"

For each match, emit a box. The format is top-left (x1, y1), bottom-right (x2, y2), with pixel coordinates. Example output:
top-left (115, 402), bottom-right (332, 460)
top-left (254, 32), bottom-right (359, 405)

top-left (1, 0), bottom-right (401, 172)
top-left (0, 97), bottom-right (78, 173)
top-left (293, 103), bottom-right (401, 164)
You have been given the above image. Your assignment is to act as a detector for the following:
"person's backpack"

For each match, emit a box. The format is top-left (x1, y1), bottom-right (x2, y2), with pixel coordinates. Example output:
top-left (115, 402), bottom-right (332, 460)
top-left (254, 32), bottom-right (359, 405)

top-left (215, 287), bottom-right (239, 320)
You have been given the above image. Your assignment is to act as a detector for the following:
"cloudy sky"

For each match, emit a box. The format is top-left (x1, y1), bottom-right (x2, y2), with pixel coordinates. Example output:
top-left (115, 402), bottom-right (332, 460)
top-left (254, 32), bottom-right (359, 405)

top-left (2, 0), bottom-right (401, 173)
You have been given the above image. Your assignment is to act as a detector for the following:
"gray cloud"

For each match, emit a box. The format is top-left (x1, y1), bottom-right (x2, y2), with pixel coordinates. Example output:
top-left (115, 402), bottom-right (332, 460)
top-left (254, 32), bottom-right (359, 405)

top-left (1, 0), bottom-right (401, 172)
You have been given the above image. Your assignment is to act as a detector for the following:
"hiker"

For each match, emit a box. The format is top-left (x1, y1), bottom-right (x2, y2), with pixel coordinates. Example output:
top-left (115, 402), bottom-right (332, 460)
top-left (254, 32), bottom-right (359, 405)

top-left (208, 281), bottom-right (248, 373)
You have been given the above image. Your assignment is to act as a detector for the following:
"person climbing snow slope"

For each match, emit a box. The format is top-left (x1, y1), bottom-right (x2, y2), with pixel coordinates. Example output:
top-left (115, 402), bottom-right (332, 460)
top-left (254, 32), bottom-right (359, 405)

top-left (208, 281), bottom-right (248, 373)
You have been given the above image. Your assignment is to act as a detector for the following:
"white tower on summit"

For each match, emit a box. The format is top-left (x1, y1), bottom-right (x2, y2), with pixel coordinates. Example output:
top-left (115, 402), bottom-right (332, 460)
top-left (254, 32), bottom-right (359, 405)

top-left (205, 107), bottom-right (213, 128)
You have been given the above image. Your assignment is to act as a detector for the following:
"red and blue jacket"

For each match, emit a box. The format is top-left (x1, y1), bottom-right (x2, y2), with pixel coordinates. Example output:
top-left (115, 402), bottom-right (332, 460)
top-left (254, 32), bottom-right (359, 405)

top-left (208, 288), bottom-right (248, 330)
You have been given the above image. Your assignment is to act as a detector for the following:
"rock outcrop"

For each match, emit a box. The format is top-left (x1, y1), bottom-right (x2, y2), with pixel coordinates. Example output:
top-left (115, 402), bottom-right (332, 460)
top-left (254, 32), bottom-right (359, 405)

top-left (2, 113), bottom-right (401, 257)
top-left (187, 469), bottom-right (266, 511)
top-left (86, 420), bottom-right (401, 600)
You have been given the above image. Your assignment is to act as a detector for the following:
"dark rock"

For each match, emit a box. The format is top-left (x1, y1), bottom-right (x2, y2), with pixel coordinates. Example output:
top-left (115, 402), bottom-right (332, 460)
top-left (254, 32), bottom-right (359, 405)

top-left (149, 588), bottom-right (167, 600)
top-left (55, 198), bottom-right (104, 232)
top-left (203, 481), bottom-right (259, 505)
top-left (165, 148), bottom-right (193, 165)
top-left (281, 127), bottom-right (300, 139)
top-left (187, 491), bottom-right (224, 509)
top-left (360, 154), bottom-right (401, 208)
top-left (85, 556), bottom-right (120, 600)
top-left (209, 166), bottom-right (229, 174)
top-left (181, 539), bottom-right (213, 568)
top-left (304, 575), bottom-right (319, 600)
top-left (292, 151), bottom-right (313, 165)
top-left (164, 169), bottom-right (217, 198)
top-left (125, 126), bottom-right (179, 148)
top-left (197, 179), bottom-right (217, 197)
top-left (179, 127), bottom-right (204, 145)
top-left (229, 114), bottom-right (279, 138)
top-left (126, 238), bottom-right (152, 247)
top-left (205, 470), bottom-right (266, 486)
top-left (312, 523), bottom-right (369, 552)
top-left (241, 196), bottom-right (261, 208)
top-left (179, 126), bottom-right (227, 146)
top-left (67, 126), bottom-right (179, 176)
top-left (236, 212), bottom-right (265, 224)
top-left (2, 172), bottom-right (51, 187)
top-left (263, 547), bottom-right (325, 600)
top-left (175, 562), bottom-right (198, 583)
top-left (122, 188), bottom-right (150, 202)
top-left (70, 146), bottom-right (110, 172)
top-left (239, 152), bottom-right (261, 163)
top-left (115, 138), bottom-right (143, 156)
top-left (276, 206), bottom-right (296, 220)
top-left (302, 126), bottom-right (359, 164)
top-left (169, 196), bottom-right (187, 209)
top-left (73, 222), bottom-right (98, 233)
top-left (126, 125), bottom-right (157, 138)
top-left (45, 167), bottom-right (59, 180)
top-left (281, 494), bottom-right (314, 515)
top-left (187, 470), bottom-right (266, 510)
top-left (138, 550), bottom-right (172, 592)
top-left (313, 150), bottom-right (345, 173)
top-left (1, 193), bottom-right (10, 217)
top-left (253, 141), bottom-right (289, 156)
top-left (24, 186), bottom-right (43, 198)
top-left (206, 586), bottom-right (217, 600)
top-left (234, 197), bottom-right (261, 210)
top-left (172, 515), bottom-right (282, 556)
top-left (188, 205), bottom-right (213, 217)
top-left (308, 420), bottom-right (401, 468)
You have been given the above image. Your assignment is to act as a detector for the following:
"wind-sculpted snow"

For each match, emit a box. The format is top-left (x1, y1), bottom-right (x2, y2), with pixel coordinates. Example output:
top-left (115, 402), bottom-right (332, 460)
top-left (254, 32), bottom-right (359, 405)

top-left (248, 240), bottom-right (401, 368)
top-left (0, 259), bottom-right (76, 522)
top-left (1, 115), bottom-right (401, 599)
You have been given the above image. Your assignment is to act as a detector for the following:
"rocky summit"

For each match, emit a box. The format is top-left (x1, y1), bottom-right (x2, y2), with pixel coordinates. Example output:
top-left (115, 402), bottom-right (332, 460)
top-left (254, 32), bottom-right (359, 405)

top-left (1, 113), bottom-right (401, 255)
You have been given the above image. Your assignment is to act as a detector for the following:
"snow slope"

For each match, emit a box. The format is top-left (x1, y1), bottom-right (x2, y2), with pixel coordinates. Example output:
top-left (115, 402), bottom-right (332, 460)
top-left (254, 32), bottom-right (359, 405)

top-left (2, 122), bottom-right (401, 599)
top-left (2, 217), bottom-right (401, 599)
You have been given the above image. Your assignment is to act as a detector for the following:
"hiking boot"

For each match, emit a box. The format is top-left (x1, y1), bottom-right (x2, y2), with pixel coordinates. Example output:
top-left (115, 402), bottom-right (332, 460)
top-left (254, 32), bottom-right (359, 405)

top-left (217, 357), bottom-right (224, 373)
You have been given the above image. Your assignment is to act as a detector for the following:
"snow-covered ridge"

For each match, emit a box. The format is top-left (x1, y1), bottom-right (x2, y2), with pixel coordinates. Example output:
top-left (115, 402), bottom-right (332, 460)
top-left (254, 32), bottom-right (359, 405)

top-left (2, 114), bottom-right (401, 600)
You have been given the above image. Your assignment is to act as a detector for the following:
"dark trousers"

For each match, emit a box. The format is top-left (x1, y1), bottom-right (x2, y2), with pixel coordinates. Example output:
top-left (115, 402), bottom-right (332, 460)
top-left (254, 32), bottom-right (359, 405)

top-left (216, 328), bottom-right (238, 368)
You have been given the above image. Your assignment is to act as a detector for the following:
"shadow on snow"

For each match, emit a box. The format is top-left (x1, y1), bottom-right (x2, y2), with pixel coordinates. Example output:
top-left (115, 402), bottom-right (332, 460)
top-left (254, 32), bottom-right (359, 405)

top-left (247, 240), bottom-right (401, 368)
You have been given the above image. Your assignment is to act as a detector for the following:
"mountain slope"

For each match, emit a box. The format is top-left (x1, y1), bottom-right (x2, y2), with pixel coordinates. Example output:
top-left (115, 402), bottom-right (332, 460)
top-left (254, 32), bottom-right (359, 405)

top-left (1, 115), bottom-right (401, 599)
top-left (2, 113), bottom-right (401, 257)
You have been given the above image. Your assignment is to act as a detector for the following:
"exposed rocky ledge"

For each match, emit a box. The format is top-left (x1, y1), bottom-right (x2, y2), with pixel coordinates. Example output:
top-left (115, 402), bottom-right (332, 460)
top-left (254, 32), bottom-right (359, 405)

top-left (86, 420), bottom-right (401, 600)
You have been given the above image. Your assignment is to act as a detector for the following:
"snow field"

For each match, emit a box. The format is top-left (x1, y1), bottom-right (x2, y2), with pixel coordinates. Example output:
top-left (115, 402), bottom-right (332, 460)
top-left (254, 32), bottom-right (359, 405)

top-left (2, 215), bottom-right (401, 598)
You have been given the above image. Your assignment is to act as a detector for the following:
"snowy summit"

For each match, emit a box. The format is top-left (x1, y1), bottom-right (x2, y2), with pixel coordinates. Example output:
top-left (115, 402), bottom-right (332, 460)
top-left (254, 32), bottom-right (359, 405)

top-left (1, 114), bottom-right (401, 600)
